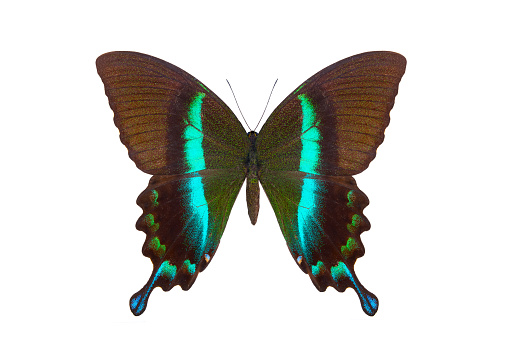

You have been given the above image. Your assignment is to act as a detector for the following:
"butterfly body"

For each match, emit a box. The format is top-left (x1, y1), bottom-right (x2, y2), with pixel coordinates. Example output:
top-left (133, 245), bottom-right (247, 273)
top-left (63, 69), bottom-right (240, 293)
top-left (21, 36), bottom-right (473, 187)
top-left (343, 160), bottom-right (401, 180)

top-left (97, 51), bottom-right (406, 316)
top-left (246, 131), bottom-right (260, 225)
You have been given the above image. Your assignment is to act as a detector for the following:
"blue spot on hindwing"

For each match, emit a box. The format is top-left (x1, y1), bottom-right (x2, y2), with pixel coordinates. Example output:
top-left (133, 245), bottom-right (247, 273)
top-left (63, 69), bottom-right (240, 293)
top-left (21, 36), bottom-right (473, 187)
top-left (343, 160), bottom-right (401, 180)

top-left (297, 177), bottom-right (323, 263)
top-left (331, 261), bottom-right (349, 282)
top-left (130, 261), bottom-right (177, 316)
top-left (330, 262), bottom-right (379, 316)
top-left (130, 295), bottom-right (141, 312)
top-left (181, 175), bottom-right (210, 258)
top-left (183, 259), bottom-right (196, 275)
top-left (311, 261), bottom-right (325, 276)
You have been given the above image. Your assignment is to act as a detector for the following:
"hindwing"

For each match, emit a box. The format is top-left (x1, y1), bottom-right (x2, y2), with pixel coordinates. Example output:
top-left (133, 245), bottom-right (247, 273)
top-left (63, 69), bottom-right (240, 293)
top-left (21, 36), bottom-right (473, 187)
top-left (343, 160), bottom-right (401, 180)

top-left (130, 170), bottom-right (244, 315)
top-left (262, 172), bottom-right (377, 315)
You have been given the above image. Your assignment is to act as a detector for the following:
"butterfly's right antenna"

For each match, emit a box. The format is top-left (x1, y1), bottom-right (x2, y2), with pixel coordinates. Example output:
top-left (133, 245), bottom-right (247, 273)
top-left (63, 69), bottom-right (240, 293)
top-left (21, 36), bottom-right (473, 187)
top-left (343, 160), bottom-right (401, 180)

top-left (254, 79), bottom-right (278, 131)
top-left (226, 79), bottom-right (251, 131)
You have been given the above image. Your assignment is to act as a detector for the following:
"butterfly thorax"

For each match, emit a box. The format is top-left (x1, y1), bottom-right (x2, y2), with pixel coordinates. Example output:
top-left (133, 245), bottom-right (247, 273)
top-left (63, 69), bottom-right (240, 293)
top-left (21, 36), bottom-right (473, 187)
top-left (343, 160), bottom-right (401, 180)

top-left (246, 131), bottom-right (260, 225)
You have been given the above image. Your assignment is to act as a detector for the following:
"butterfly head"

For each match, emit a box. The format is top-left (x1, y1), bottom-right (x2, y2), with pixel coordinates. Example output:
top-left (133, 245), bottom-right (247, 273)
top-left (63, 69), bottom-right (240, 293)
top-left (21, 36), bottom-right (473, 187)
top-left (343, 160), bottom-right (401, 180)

top-left (247, 131), bottom-right (258, 144)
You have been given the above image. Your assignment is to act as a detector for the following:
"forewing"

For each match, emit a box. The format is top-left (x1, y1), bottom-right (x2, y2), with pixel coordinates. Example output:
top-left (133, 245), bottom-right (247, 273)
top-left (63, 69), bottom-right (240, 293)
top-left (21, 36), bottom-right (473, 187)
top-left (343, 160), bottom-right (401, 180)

top-left (96, 51), bottom-right (249, 174)
top-left (256, 51), bottom-right (406, 176)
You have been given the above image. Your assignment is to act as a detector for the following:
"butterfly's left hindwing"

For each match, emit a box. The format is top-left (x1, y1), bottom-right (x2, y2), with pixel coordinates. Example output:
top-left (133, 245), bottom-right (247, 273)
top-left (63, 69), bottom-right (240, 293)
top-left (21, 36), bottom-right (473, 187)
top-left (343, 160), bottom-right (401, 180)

top-left (257, 51), bottom-right (406, 315)
top-left (96, 52), bottom-right (249, 315)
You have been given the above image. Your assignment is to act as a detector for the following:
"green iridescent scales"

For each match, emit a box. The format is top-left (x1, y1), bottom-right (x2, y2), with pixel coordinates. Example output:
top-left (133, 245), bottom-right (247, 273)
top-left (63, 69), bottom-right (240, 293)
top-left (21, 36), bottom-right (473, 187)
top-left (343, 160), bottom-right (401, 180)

top-left (97, 51), bottom-right (406, 317)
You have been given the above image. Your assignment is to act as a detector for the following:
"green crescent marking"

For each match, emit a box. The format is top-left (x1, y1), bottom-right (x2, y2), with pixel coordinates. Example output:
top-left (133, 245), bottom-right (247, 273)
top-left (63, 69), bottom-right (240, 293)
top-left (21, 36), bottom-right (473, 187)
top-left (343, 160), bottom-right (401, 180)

top-left (159, 261), bottom-right (177, 280)
top-left (150, 190), bottom-right (159, 207)
top-left (341, 237), bottom-right (358, 258)
top-left (148, 237), bottom-right (166, 258)
top-left (347, 214), bottom-right (362, 233)
top-left (145, 214), bottom-right (159, 233)
top-left (331, 261), bottom-right (348, 281)
top-left (183, 259), bottom-right (196, 275)
top-left (347, 190), bottom-right (355, 208)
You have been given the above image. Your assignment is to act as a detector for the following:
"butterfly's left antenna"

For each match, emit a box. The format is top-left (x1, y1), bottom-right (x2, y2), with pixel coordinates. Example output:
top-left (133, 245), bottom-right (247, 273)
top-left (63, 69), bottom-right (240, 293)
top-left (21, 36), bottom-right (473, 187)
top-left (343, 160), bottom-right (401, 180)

top-left (226, 79), bottom-right (251, 131)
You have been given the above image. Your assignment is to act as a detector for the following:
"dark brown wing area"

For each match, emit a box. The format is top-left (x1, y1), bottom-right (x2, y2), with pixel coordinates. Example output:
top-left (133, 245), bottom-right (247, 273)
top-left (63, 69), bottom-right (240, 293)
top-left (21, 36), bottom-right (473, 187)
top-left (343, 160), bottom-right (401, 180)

top-left (96, 51), bottom-right (249, 175)
top-left (257, 51), bottom-right (406, 176)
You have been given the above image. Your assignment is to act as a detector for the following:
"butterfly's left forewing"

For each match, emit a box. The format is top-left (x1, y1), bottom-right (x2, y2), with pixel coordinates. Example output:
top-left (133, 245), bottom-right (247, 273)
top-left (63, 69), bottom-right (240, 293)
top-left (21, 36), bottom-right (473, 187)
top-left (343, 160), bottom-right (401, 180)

top-left (97, 52), bottom-right (249, 315)
top-left (257, 52), bottom-right (406, 315)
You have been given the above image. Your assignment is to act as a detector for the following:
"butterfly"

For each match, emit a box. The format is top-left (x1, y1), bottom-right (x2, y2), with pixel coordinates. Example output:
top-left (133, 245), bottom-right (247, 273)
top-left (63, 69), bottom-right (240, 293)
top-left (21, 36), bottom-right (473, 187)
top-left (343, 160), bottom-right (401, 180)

top-left (96, 51), bottom-right (406, 316)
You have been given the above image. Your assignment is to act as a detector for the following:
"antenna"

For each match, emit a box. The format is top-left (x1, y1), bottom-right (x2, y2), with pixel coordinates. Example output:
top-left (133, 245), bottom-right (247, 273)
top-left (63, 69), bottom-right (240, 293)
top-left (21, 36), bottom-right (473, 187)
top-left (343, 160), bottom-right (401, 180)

top-left (254, 79), bottom-right (278, 131)
top-left (226, 79), bottom-right (251, 131)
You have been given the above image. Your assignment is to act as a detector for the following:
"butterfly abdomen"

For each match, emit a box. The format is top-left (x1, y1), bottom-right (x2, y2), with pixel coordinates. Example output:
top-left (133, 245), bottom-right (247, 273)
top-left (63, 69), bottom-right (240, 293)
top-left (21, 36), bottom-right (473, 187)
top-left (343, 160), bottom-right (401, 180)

top-left (246, 131), bottom-right (260, 225)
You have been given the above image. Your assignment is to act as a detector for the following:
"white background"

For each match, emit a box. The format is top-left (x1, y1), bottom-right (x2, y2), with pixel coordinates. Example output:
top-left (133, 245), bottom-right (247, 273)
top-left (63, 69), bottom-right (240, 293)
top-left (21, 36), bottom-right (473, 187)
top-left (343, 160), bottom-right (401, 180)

top-left (2, 0), bottom-right (508, 337)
